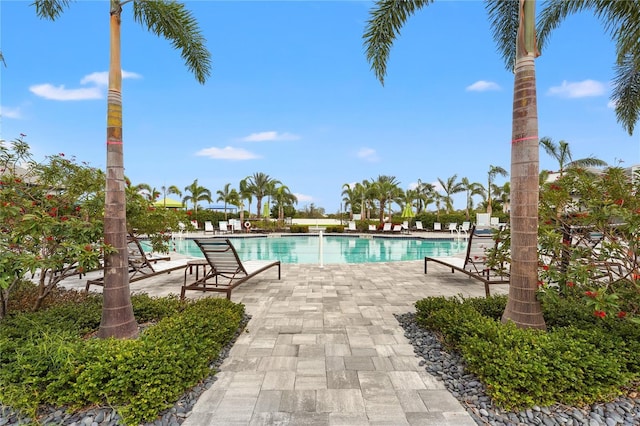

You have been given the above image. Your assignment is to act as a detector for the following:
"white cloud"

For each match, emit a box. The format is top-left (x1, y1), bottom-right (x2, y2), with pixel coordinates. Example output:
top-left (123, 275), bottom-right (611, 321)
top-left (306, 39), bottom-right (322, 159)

top-left (547, 80), bottom-right (605, 98)
top-left (466, 80), bottom-right (501, 92)
top-left (294, 193), bottom-right (313, 202)
top-left (29, 84), bottom-right (103, 101)
top-left (30, 70), bottom-right (142, 101)
top-left (0, 106), bottom-right (22, 119)
top-left (607, 99), bottom-right (617, 109)
top-left (408, 181), bottom-right (418, 190)
top-left (196, 146), bottom-right (260, 160)
top-left (356, 147), bottom-right (379, 162)
top-left (240, 131), bottom-right (300, 142)
top-left (80, 70), bottom-right (142, 86)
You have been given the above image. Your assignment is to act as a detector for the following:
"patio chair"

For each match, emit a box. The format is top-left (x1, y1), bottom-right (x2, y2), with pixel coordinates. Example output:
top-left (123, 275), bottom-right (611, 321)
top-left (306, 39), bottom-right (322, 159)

top-left (181, 239), bottom-right (281, 300)
top-left (368, 224), bottom-right (377, 232)
top-left (218, 221), bottom-right (230, 234)
top-left (459, 221), bottom-right (471, 237)
top-left (85, 236), bottom-right (185, 292)
top-left (392, 224), bottom-right (402, 233)
top-left (382, 222), bottom-right (393, 232)
top-left (204, 221), bottom-right (215, 234)
top-left (424, 226), bottom-right (510, 297)
top-left (414, 221), bottom-right (425, 231)
top-left (447, 223), bottom-right (458, 234)
top-left (346, 221), bottom-right (357, 232)
top-left (401, 221), bottom-right (410, 234)
top-left (433, 222), bottom-right (442, 231)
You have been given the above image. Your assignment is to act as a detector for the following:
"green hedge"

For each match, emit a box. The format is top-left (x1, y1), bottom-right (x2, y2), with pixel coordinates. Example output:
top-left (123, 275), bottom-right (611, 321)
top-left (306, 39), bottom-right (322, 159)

top-left (0, 296), bottom-right (245, 425)
top-left (289, 224), bottom-right (309, 233)
top-left (415, 295), bottom-right (640, 409)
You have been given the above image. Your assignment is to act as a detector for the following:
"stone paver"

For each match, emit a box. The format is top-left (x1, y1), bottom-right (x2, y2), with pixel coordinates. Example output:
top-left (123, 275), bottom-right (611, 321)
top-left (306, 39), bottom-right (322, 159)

top-left (60, 243), bottom-right (509, 425)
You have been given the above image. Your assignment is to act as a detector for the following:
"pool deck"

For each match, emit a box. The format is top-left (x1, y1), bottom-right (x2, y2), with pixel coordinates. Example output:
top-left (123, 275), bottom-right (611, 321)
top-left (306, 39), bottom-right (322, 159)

top-left (58, 231), bottom-right (508, 426)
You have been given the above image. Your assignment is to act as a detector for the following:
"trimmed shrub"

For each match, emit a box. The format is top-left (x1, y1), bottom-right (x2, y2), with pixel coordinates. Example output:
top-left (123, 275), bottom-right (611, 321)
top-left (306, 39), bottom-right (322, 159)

top-left (414, 295), bottom-right (640, 410)
top-left (289, 225), bottom-right (309, 233)
top-left (0, 297), bottom-right (245, 425)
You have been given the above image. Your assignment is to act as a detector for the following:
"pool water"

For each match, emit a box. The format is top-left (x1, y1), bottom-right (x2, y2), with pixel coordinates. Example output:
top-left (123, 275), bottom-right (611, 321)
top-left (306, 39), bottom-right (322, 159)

top-left (150, 235), bottom-right (466, 264)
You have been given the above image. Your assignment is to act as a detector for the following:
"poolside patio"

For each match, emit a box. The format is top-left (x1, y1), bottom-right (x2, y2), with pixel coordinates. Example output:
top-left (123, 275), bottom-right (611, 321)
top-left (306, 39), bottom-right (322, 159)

top-left (58, 251), bottom-right (508, 425)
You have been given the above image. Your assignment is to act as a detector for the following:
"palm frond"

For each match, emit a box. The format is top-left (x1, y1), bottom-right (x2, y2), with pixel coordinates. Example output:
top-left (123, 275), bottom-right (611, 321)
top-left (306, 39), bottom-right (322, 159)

top-left (363, 0), bottom-right (434, 85)
top-left (133, 0), bottom-right (211, 84)
top-left (537, 0), bottom-right (587, 53)
top-left (567, 157), bottom-right (608, 169)
top-left (611, 54), bottom-right (640, 136)
top-left (32, 0), bottom-right (73, 20)
top-left (485, 0), bottom-right (520, 71)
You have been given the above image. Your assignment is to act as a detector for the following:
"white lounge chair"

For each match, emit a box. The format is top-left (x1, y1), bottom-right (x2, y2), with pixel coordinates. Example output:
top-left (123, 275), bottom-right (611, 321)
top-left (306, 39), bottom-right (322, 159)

top-left (368, 224), bottom-right (377, 232)
top-left (433, 222), bottom-right (442, 231)
top-left (382, 223), bottom-right (392, 232)
top-left (459, 221), bottom-right (471, 236)
top-left (218, 221), bottom-right (229, 234)
top-left (448, 223), bottom-right (458, 234)
top-left (204, 221), bottom-right (214, 234)
top-left (346, 221), bottom-right (357, 232)
top-left (414, 221), bottom-right (425, 231)
top-left (401, 221), bottom-right (410, 234)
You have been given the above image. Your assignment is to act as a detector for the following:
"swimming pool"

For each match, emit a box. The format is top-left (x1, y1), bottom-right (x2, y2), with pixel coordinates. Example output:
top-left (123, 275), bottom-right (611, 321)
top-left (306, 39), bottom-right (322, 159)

top-left (150, 235), bottom-right (466, 264)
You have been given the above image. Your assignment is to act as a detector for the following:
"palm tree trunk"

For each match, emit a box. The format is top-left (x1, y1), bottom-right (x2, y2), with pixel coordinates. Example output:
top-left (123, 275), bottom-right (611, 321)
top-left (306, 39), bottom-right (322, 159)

top-left (501, 0), bottom-right (545, 330)
top-left (98, 5), bottom-right (138, 339)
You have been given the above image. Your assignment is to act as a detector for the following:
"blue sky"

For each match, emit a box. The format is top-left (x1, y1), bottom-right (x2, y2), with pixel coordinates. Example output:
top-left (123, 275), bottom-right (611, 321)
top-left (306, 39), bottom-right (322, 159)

top-left (2, 1), bottom-right (638, 214)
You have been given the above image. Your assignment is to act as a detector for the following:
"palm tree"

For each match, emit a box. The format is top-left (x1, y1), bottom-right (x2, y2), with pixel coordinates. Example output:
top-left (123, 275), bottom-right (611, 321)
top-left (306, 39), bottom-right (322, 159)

top-left (539, 137), bottom-right (607, 177)
top-left (461, 177), bottom-right (484, 220)
top-left (341, 183), bottom-right (359, 220)
top-left (33, 0), bottom-right (210, 339)
top-left (538, 1), bottom-right (640, 136)
top-left (486, 165), bottom-right (508, 216)
top-left (365, 0), bottom-right (545, 329)
top-left (183, 179), bottom-right (212, 215)
top-left (437, 175), bottom-right (464, 213)
top-left (499, 181), bottom-right (511, 214)
top-left (370, 175), bottom-right (402, 221)
top-left (355, 179), bottom-right (374, 220)
top-left (414, 179), bottom-right (435, 214)
top-left (216, 183), bottom-right (233, 220)
top-left (272, 184), bottom-right (297, 222)
top-left (238, 178), bottom-right (252, 223)
top-left (245, 172), bottom-right (276, 218)
top-left (161, 184), bottom-right (182, 207)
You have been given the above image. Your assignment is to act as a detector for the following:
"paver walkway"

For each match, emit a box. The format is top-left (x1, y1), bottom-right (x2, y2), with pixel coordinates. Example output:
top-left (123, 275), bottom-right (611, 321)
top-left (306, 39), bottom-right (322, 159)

top-left (175, 261), bottom-right (506, 426)
top-left (59, 255), bottom-right (508, 425)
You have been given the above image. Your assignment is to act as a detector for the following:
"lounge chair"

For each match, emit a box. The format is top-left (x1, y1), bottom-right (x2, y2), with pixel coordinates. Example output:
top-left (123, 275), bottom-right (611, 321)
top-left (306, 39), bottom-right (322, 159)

top-left (204, 221), bottom-right (215, 234)
top-left (424, 226), bottom-right (509, 297)
top-left (368, 224), bottom-right (377, 232)
top-left (392, 224), bottom-right (402, 233)
top-left (402, 221), bottom-right (410, 234)
top-left (382, 223), bottom-right (392, 232)
top-left (231, 219), bottom-right (243, 233)
top-left (85, 236), bottom-right (185, 291)
top-left (447, 223), bottom-right (458, 234)
top-left (414, 221), bottom-right (425, 231)
top-left (459, 221), bottom-right (471, 236)
top-left (218, 221), bottom-right (230, 234)
top-left (433, 222), bottom-right (442, 232)
top-left (346, 221), bottom-right (357, 232)
top-left (181, 239), bottom-right (281, 300)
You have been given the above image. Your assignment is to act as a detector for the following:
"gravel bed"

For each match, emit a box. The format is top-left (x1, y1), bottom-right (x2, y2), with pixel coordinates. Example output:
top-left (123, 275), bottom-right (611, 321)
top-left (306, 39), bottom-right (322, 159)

top-left (0, 314), bottom-right (251, 426)
top-left (396, 312), bottom-right (640, 426)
